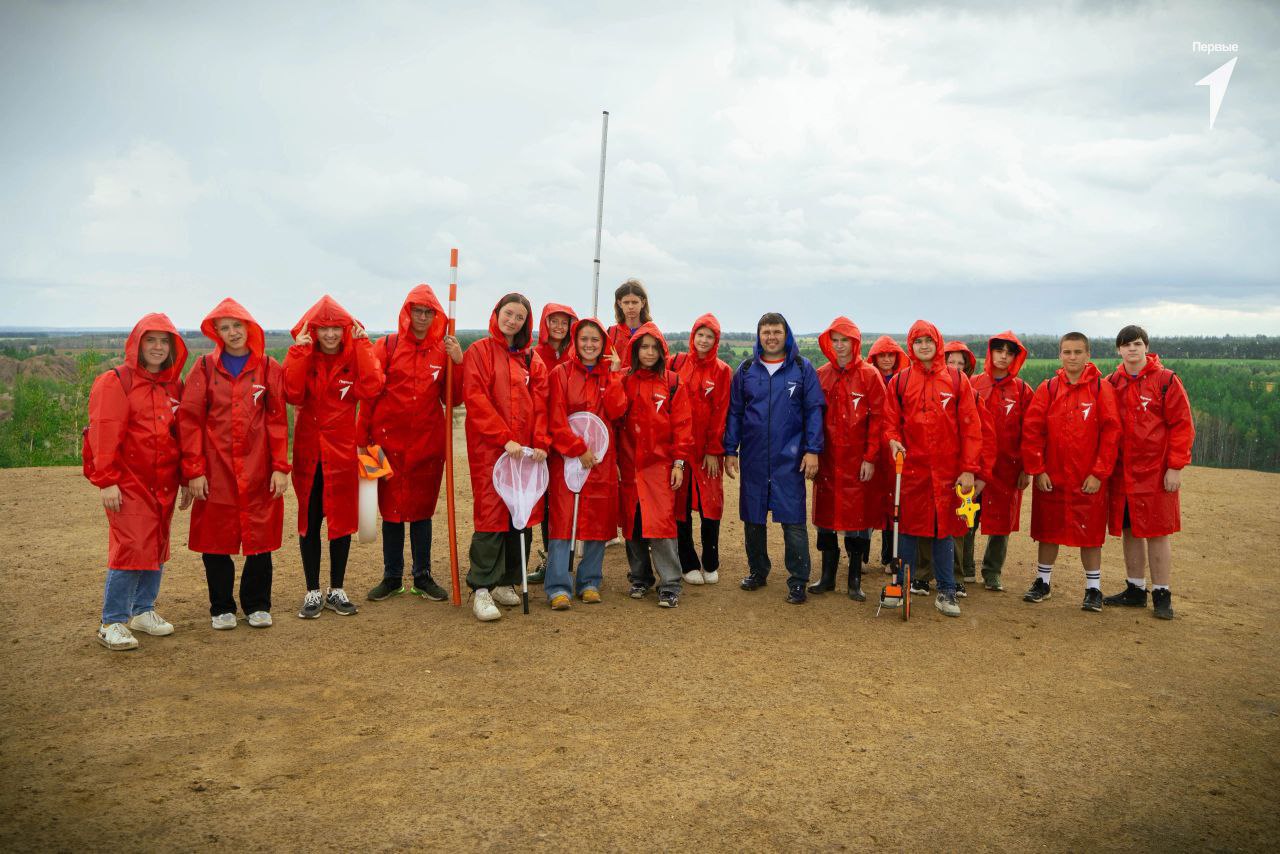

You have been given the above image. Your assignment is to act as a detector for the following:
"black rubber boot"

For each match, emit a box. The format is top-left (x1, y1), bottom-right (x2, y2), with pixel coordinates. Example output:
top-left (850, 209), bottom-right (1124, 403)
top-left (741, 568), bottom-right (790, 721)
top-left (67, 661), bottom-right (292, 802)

top-left (809, 548), bottom-right (838, 594)
top-left (846, 536), bottom-right (866, 601)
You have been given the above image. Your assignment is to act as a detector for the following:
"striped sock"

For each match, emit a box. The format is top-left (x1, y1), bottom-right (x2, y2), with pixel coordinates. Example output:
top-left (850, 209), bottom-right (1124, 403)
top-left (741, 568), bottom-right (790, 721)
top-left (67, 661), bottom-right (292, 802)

top-left (1085, 571), bottom-right (1101, 591)
top-left (1037, 564), bottom-right (1052, 585)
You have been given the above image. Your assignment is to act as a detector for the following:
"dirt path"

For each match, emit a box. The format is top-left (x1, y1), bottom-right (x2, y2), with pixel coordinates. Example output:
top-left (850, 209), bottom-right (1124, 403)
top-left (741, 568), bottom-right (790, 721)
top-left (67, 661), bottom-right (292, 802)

top-left (1, 459), bottom-right (1277, 852)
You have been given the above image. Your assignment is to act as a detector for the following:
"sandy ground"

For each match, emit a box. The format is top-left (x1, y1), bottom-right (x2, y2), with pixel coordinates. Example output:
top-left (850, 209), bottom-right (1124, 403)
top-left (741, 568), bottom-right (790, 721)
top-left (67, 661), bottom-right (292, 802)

top-left (1, 452), bottom-right (1278, 852)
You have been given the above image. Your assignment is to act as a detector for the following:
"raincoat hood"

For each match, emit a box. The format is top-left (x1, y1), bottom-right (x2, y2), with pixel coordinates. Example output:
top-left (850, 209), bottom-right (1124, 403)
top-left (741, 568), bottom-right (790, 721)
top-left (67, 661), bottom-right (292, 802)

top-left (687, 313), bottom-right (723, 363)
top-left (944, 340), bottom-right (977, 375)
top-left (126, 312), bottom-right (188, 384)
top-left (984, 330), bottom-right (1029, 379)
top-left (488, 295), bottom-right (534, 353)
top-left (1056, 361), bottom-right (1103, 386)
top-left (569, 317), bottom-right (612, 368)
top-left (201, 297), bottom-right (267, 360)
top-left (398, 284), bottom-right (447, 346)
top-left (1128, 351), bottom-right (1165, 378)
top-left (818, 317), bottom-right (864, 369)
top-left (629, 320), bottom-right (671, 371)
top-left (868, 335), bottom-right (908, 374)
top-left (905, 320), bottom-right (945, 374)
top-left (290, 294), bottom-right (359, 352)
top-left (538, 303), bottom-right (579, 351)
top-left (752, 315), bottom-right (798, 362)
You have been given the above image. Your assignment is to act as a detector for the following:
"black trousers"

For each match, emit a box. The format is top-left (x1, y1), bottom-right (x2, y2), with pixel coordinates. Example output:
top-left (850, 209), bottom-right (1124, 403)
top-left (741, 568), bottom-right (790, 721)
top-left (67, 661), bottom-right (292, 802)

top-left (203, 552), bottom-right (273, 616)
top-left (300, 464), bottom-right (351, 590)
top-left (382, 518), bottom-right (432, 583)
top-left (675, 480), bottom-right (720, 572)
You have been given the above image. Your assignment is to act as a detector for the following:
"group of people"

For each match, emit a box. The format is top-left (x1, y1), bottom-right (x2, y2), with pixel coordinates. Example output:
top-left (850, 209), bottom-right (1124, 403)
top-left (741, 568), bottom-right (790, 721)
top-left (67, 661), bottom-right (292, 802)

top-left (84, 280), bottom-right (1195, 650)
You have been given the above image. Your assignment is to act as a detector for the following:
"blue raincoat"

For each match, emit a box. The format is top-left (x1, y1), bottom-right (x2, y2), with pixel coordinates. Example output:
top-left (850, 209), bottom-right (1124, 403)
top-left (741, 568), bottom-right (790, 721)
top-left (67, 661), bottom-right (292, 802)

top-left (722, 318), bottom-right (826, 525)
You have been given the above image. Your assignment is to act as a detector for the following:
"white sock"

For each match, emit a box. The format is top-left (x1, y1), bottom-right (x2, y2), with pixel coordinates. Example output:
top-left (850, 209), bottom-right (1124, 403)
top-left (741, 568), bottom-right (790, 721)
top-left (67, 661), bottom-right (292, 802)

top-left (1037, 564), bottom-right (1053, 585)
top-left (1127, 577), bottom-right (1146, 589)
top-left (1153, 584), bottom-right (1169, 591)
top-left (1085, 571), bottom-right (1101, 591)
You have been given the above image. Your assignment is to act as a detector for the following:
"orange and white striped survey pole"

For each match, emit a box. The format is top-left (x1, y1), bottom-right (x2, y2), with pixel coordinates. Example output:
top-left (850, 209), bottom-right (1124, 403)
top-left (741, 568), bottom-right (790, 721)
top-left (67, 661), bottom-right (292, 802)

top-left (445, 248), bottom-right (462, 605)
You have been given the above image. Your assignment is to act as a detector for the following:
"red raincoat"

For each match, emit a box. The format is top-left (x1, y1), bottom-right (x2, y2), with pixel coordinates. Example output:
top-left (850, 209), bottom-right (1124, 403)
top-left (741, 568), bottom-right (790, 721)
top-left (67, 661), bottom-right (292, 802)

top-left (945, 341), bottom-right (998, 485)
top-left (881, 321), bottom-right (984, 539)
top-left (546, 318), bottom-right (628, 541)
top-left (85, 314), bottom-right (189, 570)
top-left (670, 314), bottom-right (732, 523)
top-left (356, 285), bottom-right (462, 524)
top-left (283, 295), bottom-right (384, 538)
top-left (463, 299), bottom-right (550, 532)
top-left (969, 331), bottom-right (1034, 536)
top-left (1106, 354), bottom-right (1195, 537)
top-left (180, 298), bottom-right (290, 556)
top-left (1022, 363), bottom-right (1121, 547)
top-left (618, 322), bottom-right (695, 539)
top-left (868, 336), bottom-right (909, 525)
top-left (534, 303), bottom-right (579, 374)
top-left (813, 317), bottom-right (885, 532)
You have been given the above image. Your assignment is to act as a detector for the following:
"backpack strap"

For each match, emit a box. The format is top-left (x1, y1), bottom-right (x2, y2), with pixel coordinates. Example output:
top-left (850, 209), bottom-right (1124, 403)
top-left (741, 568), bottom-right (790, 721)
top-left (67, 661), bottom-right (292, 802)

top-left (385, 333), bottom-right (398, 364)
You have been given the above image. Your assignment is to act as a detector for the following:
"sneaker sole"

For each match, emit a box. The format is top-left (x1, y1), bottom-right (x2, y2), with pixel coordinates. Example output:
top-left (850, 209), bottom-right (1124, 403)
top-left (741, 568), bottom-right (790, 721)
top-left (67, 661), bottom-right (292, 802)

top-left (410, 588), bottom-right (448, 602)
top-left (1082, 602), bottom-right (1103, 613)
top-left (367, 587), bottom-right (405, 601)
top-left (935, 602), bottom-right (961, 617)
top-left (248, 620), bottom-right (272, 628)
top-left (1023, 593), bottom-right (1051, 603)
top-left (212, 621), bottom-right (237, 630)
top-left (324, 603), bottom-right (358, 616)
top-left (658, 599), bottom-right (678, 608)
top-left (128, 624), bottom-right (174, 637)
top-left (297, 610), bottom-right (322, 619)
top-left (1154, 611), bottom-right (1175, 620)
top-left (97, 636), bottom-right (138, 651)
top-left (473, 609), bottom-right (502, 622)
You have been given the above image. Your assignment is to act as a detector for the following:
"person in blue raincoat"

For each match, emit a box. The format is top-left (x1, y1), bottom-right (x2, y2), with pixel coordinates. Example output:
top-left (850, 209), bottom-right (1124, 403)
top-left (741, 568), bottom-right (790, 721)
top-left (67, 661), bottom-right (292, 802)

top-left (723, 312), bottom-right (826, 604)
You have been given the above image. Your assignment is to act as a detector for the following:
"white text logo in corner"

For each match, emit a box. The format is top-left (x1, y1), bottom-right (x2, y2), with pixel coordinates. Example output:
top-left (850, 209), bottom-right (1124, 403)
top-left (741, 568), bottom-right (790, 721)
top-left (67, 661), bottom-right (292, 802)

top-left (338, 379), bottom-right (354, 400)
top-left (430, 364), bottom-right (442, 381)
top-left (1193, 46), bottom-right (1238, 130)
top-left (1139, 394), bottom-right (1153, 412)
top-left (1081, 402), bottom-right (1094, 421)
top-left (1003, 397), bottom-right (1016, 415)
top-left (851, 392), bottom-right (863, 411)
top-left (787, 381), bottom-right (798, 398)
top-left (703, 381), bottom-right (715, 397)
top-left (654, 394), bottom-right (667, 412)
top-left (939, 392), bottom-right (954, 411)
top-left (252, 384), bottom-right (266, 404)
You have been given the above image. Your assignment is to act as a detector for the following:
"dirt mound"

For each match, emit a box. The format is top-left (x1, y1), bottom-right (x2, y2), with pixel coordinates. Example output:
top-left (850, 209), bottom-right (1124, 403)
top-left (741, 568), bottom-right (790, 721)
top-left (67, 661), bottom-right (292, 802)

top-left (0, 455), bottom-right (1277, 851)
top-left (0, 354), bottom-right (81, 384)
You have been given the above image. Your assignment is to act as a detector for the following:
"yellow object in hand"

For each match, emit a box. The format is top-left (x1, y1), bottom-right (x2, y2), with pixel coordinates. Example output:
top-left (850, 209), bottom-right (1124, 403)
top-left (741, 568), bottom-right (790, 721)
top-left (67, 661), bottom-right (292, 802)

top-left (955, 484), bottom-right (980, 528)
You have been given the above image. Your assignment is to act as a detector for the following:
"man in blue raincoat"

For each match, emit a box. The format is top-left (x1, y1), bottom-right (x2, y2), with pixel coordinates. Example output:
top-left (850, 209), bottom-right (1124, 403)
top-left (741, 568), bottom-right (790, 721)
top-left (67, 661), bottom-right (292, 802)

top-left (723, 312), bottom-right (826, 604)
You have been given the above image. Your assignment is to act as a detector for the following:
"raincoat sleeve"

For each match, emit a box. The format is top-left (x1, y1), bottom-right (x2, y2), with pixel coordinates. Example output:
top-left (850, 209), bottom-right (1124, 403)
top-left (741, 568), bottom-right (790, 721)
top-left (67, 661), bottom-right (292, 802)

top-left (882, 374), bottom-right (905, 447)
top-left (86, 371), bottom-right (128, 489)
top-left (863, 372), bottom-right (886, 464)
top-left (548, 369), bottom-right (588, 458)
top-left (722, 365), bottom-right (745, 456)
top-left (801, 361), bottom-right (825, 456)
top-left (1164, 376), bottom-right (1195, 470)
top-left (266, 359), bottom-right (292, 474)
top-left (448, 351), bottom-right (465, 408)
top-left (179, 357), bottom-right (209, 481)
top-left (704, 363), bottom-right (731, 456)
top-left (1021, 382), bottom-right (1050, 476)
top-left (351, 336), bottom-right (384, 400)
top-left (1090, 381), bottom-right (1121, 481)
top-left (355, 337), bottom-right (387, 446)
top-left (283, 344), bottom-right (312, 406)
top-left (671, 379), bottom-right (696, 463)
top-left (603, 371), bottom-right (628, 420)
top-left (463, 345), bottom-right (515, 446)
top-left (530, 354), bottom-right (551, 452)
top-left (955, 373), bottom-right (984, 475)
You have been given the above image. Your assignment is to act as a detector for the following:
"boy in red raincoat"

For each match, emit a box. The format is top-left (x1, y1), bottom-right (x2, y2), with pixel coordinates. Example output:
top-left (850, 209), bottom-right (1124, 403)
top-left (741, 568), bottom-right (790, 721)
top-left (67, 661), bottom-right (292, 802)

top-left (620, 322), bottom-right (695, 608)
top-left (810, 317), bottom-right (884, 601)
top-left (1102, 325), bottom-right (1194, 620)
top-left (1021, 332), bottom-right (1121, 612)
top-left (87, 314), bottom-right (191, 650)
top-left (969, 332), bottom-right (1034, 592)
top-left (357, 285), bottom-right (463, 604)
top-left (669, 314), bottom-right (732, 586)
top-left (180, 298), bottom-right (291, 631)
top-left (882, 320), bottom-right (983, 617)
top-left (284, 295), bottom-right (384, 619)
top-left (463, 294), bottom-right (551, 622)
top-left (868, 335), bottom-right (908, 568)
top-left (544, 318), bottom-right (627, 609)
top-left (529, 302), bottom-right (579, 583)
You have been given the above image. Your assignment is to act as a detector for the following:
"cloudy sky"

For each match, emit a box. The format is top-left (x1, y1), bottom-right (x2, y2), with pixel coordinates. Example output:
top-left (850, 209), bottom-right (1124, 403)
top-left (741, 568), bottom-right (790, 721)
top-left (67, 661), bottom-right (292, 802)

top-left (1, 0), bottom-right (1276, 336)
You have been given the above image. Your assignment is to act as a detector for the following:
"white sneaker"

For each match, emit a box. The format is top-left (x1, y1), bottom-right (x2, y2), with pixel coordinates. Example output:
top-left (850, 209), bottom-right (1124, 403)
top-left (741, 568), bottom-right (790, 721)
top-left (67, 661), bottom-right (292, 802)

top-left (211, 612), bottom-right (237, 630)
top-left (472, 589), bottom-right (501, 621)
top-left (246, 611), bottom-right (273, 628)
top-left (683, 570), bottom-right (705, 585)
top-left (491, 585), bottom-right (521, 607)
top-left (128, 610), bottom-right (174, 636)
top-left (703, 570), bottom-right (720, 584)
top-left (935, 593), bottom-right (961, 617)
top-left (97, 623), bottom-right (138, 651)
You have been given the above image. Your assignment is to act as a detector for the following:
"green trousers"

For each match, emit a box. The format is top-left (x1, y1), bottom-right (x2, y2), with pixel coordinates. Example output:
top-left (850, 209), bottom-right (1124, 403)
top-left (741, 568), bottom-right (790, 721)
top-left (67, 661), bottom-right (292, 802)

top-left (467, 527), bottom-right (533, 590)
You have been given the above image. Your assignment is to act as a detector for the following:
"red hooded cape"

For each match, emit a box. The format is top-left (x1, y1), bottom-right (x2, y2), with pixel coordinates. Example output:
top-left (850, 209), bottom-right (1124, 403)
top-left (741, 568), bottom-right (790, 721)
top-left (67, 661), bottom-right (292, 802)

top-left (545, 318), bottom-right (628, 541)
top-left (180, 298), bottom-right (290, 556)
top-left (671, 314), bottom-right (732, 522)
top-left (86, 313), bottom-right (189, 570)
top-left (356, 284), bottom-right (462, 524)
top-left (813, 317), bottom-right (886, 532)
top-left (618, 322), bottom-right (694, 539)
top-left (283, 295), bottom-right (384, 538)
top-left (881, 320), bottom-right (984, 539)
top-left (463, 297), bottom-right (550, 532)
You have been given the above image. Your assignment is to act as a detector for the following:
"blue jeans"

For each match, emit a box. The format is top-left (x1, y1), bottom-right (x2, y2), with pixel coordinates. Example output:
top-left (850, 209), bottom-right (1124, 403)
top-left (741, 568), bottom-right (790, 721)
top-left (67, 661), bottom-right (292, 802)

top-left (900, 535), bottom-right (955, 594)
top-left (545, 539), bottom-right (604, 600)
top-left (101, 567), bottom-right (164, 624)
